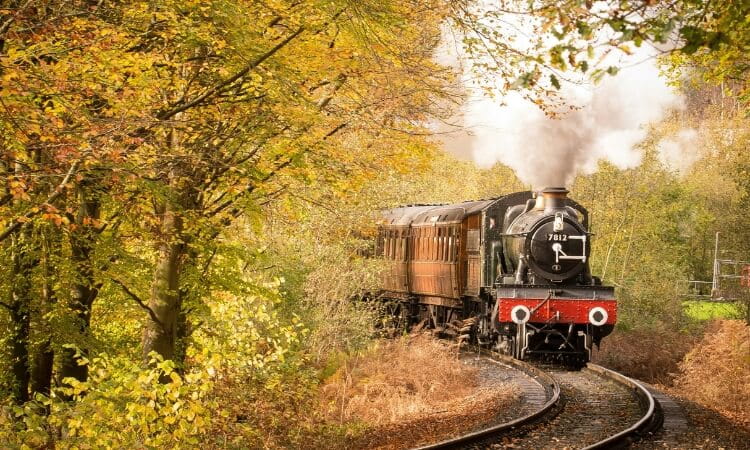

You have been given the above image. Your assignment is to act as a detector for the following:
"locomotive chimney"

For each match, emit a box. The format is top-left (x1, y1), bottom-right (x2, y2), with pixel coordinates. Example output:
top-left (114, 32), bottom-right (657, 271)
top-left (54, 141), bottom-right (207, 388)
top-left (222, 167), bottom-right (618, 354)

top-left (539, 187), bottom-right (569, 212)
top-left (533, 191), bottom-right (544, 210)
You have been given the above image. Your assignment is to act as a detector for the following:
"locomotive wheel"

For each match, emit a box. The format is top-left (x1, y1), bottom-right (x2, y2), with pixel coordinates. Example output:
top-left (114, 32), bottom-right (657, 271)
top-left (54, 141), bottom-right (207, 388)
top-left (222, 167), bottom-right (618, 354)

top-left (495, 336), bottom-right (513, 356)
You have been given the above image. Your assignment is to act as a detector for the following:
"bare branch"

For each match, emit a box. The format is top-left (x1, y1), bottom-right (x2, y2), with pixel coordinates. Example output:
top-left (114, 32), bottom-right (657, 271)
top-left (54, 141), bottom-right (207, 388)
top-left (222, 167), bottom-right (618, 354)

top-left (156, 26), bottom-right (305, 120)
top-left (110, 278), bottom-right (166, 330)
top-left (0, 0), bottom-right (34, 38)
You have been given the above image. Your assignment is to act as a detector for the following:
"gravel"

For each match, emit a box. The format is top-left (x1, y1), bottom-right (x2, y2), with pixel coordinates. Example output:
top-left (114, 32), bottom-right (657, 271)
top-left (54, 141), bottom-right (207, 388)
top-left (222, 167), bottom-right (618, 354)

top-left (633, 386), bottom-right (750, 450)
top-left (482, 369), bottom-right (643, 449)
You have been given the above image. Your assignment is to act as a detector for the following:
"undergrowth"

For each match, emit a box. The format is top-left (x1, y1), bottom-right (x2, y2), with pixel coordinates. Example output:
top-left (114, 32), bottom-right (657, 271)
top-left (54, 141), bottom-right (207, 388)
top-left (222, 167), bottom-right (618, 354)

top-left (672, 320), bottom-right (750, 426)
top-left (320, 333), bottom-right (481, 425)
top-left (593, 324), bottom-right (700, 385)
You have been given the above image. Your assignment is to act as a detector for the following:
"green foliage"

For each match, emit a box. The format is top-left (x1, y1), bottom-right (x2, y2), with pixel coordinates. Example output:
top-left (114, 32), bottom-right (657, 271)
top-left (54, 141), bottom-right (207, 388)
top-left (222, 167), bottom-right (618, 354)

top-left (450, 1), bottom-right (749, 109)
top-left (683, 301), bottom-right (742, 322)
top-left (0, 275), bottom-right (332, 448)
top-left (1, 354), bottom-right (215, 448)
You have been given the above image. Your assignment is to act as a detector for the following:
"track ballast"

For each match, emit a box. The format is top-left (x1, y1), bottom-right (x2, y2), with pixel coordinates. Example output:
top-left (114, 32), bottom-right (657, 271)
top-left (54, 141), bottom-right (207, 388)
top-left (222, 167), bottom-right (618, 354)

top-left (416, 352), bottom-right (662, 449)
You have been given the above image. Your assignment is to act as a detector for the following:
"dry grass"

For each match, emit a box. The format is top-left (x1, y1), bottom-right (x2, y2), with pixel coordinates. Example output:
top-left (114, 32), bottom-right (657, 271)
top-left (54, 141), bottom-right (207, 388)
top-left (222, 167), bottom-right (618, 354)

top-left (320, 334), bottom-right (483, 425)
top-left (671, 320), bottom-right (750, 427)
top-left (319, 333), bottom-right (519, 448)
top-left (592, 325), bottom-right (699, 385)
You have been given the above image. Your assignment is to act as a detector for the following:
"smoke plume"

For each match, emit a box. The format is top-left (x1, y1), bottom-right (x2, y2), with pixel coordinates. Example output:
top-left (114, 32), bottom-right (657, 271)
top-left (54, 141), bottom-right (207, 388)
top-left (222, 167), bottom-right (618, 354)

top-left (436, 21), bottom-right (692, 187)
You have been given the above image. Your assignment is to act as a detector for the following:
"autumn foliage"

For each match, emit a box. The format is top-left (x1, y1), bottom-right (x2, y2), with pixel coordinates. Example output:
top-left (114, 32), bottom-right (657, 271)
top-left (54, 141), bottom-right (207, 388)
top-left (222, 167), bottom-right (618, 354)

top-left (0, 0), bottom-right (459, 445)
top-left (1, 0), bottom-right (750, 447)
top-left (672, 320), bottom-right (750, 426)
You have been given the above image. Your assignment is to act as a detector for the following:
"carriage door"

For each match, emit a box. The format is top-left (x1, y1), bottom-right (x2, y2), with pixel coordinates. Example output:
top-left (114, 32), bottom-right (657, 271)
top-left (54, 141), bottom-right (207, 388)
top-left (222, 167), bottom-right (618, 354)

top-left (464, 215), bottom-right (481, 296)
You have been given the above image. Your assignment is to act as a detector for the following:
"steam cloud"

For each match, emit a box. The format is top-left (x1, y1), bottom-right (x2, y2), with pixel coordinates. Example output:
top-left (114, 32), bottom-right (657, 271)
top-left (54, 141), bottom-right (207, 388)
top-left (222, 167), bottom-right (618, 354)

top-left (437, 25), bottom-right (695, 187)
top-left (657, 128), bottom-right (700, 173)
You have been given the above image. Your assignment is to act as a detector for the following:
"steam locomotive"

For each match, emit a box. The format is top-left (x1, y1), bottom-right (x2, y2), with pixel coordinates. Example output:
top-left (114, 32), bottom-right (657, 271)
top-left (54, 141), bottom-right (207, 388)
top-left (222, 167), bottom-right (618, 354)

top-left (374, 188), bottom-right (615, 365)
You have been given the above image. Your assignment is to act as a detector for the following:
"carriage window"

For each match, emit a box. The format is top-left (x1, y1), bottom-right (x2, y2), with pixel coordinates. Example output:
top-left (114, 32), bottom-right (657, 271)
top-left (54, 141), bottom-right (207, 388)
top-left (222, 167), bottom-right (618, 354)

top-left (467, 229), bottom-right (480, 252)
top-left (444, 231), bottom-right (449, 262)
top-left (448, 226), bottom-right (457, 262)
top-left (413, 229), bottom-right (419, 260)
top-left (453, 227), bottom-right (458, 261)
top-left (420, 228), bottom-right (425, 260)
top-left (402, 235), bottom-right (407, 261)
top-left (430, 227), bottom-right (437, 261)
top-left (431, 228), bottom-right (437, 261)
top-left (425, 228), bottom-right (431, 260)
top-left (437, 228), bottom-right (443, 261)
top-left (439, 227), bottom-right (447, 261)
top-left (445, 227), bottom-right (450, 261)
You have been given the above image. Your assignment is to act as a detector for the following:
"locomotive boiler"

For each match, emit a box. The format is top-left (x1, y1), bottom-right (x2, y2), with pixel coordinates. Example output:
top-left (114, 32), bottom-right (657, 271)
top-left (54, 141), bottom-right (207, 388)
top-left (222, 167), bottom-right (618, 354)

top-left (374, 188), bottom-right (615, 365)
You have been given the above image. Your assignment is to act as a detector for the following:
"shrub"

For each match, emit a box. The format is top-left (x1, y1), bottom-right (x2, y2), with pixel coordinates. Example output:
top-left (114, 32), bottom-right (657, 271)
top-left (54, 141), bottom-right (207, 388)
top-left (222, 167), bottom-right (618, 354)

top-left (593, 324), bottom-right (699, 385)
top-left (321, 334), bottom-right (481, 425)
top-left (672, 319), bottom-right (750, 426)
top-left (0, 353), bottom-right (215, 449)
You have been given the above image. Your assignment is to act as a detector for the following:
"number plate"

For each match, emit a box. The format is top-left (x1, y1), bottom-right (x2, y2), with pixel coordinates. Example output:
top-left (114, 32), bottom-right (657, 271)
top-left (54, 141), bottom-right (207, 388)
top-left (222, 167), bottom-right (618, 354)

top-left (547, 234), bottom-right (568, 241)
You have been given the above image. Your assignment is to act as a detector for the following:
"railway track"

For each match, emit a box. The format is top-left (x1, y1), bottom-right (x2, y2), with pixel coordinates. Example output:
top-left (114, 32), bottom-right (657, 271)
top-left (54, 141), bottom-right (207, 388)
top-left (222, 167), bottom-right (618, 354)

top-left (417, 353), bottom-right (662, 449)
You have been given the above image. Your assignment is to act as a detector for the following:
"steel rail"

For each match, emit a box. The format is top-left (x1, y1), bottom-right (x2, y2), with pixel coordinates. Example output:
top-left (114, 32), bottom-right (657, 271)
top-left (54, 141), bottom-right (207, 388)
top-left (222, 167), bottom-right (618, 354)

top-left (582, 363), bottom-right (663, 449)
top-left (414, 357), bottom-right (662, 450)
top-left (415, 352), bottom-right (561, 450)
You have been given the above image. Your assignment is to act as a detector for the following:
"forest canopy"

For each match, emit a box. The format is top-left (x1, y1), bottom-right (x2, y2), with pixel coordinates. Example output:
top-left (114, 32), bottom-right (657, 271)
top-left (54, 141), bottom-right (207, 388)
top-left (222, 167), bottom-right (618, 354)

top-left (1, 0), bottom-right (748, 447)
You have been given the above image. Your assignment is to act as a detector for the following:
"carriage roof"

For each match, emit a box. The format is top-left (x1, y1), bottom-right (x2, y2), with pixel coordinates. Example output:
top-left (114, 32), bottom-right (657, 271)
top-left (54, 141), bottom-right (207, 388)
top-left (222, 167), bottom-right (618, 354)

top-left (380, 199), bottom-right (498, 227)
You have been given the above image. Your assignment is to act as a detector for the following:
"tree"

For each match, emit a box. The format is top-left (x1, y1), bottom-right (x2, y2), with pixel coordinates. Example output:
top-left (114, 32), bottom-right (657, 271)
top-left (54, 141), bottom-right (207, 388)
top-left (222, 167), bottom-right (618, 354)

top-left (1, 0), bottom-right (460, 392)
top-left (448, 1), bottom-right (749, 106)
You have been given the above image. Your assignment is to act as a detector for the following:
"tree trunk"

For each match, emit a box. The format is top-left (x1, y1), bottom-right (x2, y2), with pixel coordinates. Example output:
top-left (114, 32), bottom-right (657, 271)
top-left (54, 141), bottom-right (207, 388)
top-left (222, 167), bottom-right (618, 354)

top-left (9, 301), bottom-right (30, 403)
top-left (142, 204), bottom-right (185, 362)
top-left (60, 183), bottom-right (101, 384)
top-left (174, 296), bottom-right (189, 369)
top-left (8, 231), bottom-right (36, 403)
top-left (30, 344), bottom-right (53, 397)
top-left (30, 228), bottom-right (58, 397)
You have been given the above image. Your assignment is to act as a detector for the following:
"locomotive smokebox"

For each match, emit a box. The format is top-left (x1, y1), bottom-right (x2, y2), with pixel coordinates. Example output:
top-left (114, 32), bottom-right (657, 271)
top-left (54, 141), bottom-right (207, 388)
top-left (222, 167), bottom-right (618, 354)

top-left (505, 186), bottom-right (589, 283)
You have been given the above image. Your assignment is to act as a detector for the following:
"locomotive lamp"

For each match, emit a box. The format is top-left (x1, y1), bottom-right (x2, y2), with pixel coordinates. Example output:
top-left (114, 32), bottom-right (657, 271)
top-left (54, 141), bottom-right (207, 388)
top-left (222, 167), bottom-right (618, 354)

top-left (511, 305), bottom-right (531, 324)
top-left (588, 307), bottom-right (609, 326)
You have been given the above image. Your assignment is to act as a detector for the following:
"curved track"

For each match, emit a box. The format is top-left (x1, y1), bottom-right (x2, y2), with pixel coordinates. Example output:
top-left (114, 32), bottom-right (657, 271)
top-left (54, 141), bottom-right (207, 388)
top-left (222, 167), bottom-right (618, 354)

top-left (417, 353), bottom-right (561, 449)
top-left (416, 354), bottom-right (662, 449)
